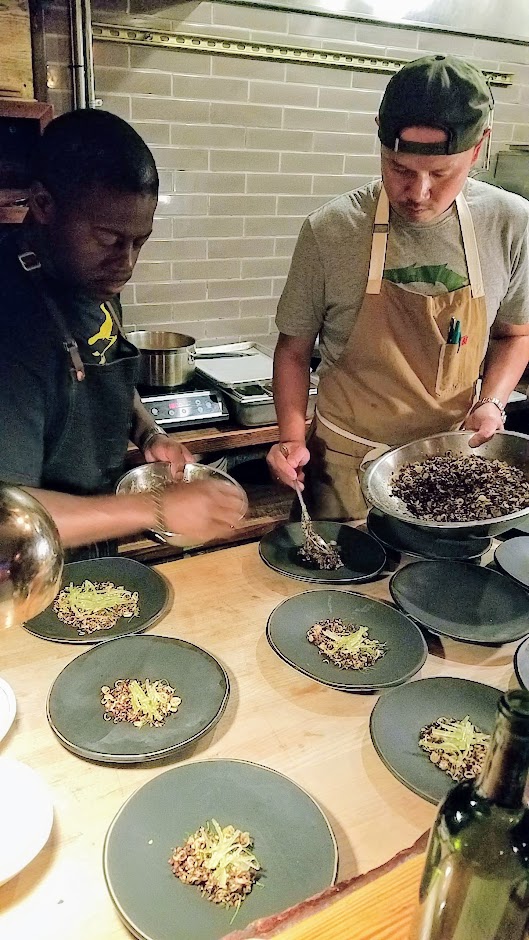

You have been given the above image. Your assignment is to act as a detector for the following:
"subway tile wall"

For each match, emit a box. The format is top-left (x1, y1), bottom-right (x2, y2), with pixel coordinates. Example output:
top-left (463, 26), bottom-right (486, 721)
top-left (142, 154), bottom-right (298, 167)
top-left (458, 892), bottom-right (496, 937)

top-left (44, 1), bottom-right (529, 344)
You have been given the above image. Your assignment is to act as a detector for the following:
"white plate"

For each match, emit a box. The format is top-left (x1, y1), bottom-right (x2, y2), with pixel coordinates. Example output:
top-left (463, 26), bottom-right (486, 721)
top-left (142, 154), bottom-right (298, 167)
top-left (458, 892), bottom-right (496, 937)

top-left (0, 757), bottom-right (54, 885)
top-left (0, 678), bottom-right (16, 743)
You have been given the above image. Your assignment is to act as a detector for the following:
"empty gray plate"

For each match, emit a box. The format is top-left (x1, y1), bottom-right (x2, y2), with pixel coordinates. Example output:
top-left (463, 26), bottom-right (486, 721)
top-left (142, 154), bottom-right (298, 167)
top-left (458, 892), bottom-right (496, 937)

top-left (259, 522), bottom-right (386, 584)
top-left (390, 560), bottom-right (529, 645)
top-left (24, 557), bottom-right (169, 644)
top-left (515, 636), bottom-right (529, 689)
top-left (370, 676), bottom-right (501, 803)
top-left (267, 590), bottom-right (427, 692)
top-left (103, 759), bottom-right (338, 940)
top-left (47, 635), bottom-right (229, 763)
top-left (495, 537), bottom-right (529, 590)
top-left (367, 509), bottom-right (491, 561)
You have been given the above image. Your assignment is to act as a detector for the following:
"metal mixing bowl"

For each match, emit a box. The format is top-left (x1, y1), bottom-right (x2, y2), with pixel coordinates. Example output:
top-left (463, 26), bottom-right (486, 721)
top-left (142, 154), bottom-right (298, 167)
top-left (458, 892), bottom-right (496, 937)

top-left (116, 461), bottom-right (248, 548)
top-left (0, 485), bottom-right (63, 629)
top-left (361, 430), bottom-right (529, 538)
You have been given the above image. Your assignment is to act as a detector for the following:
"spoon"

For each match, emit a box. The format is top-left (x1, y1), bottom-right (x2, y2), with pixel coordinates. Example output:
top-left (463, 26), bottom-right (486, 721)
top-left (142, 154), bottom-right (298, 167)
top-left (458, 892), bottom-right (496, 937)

top-left (294, 482), bottom-right (339, 559)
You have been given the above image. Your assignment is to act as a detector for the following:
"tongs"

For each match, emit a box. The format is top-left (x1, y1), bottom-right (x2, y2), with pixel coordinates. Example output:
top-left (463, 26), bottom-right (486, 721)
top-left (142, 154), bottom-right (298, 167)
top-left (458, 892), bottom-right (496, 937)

top-left (294, 482), bottom-right (337, 558)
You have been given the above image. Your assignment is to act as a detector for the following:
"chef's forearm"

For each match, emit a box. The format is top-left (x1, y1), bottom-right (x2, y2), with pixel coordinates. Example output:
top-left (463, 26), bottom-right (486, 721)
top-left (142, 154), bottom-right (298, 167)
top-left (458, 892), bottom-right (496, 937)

top-left (130, 390), bottom-right (161, 448)
top-left (480, 332), bottom-right (529, 404)
top-left (273, 335), bottom-right (313, 442)
top-left (25, 487), bottom-right (155, 548)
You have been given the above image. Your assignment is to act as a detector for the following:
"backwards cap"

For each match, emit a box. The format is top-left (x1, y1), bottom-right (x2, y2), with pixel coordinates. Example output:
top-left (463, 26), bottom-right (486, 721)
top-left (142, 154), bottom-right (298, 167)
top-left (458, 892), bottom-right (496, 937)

top-left (378, 54), bottom-right (494, 156)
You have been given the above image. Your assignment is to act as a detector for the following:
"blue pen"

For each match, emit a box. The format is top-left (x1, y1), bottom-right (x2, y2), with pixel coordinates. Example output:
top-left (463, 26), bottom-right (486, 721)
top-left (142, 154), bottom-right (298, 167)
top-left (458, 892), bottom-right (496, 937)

top-left (448, 317), bottom-right (459, 344)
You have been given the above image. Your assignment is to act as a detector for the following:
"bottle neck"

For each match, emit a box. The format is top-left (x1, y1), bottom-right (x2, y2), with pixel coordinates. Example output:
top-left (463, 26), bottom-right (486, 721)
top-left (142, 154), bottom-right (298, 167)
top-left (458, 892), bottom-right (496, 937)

top-left (476, 709), bottom-right (529, 808)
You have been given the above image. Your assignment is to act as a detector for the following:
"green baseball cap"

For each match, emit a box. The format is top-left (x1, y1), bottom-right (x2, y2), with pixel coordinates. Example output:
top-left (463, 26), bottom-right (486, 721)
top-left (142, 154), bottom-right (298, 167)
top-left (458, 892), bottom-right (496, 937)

top-left (378, 55), bottom-right (494, 155)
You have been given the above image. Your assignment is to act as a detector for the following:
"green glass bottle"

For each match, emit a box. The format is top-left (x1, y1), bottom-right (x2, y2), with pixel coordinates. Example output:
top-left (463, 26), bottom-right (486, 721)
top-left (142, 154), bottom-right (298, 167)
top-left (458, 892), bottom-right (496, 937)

top-left (409, 689), bottom-right (529, 940)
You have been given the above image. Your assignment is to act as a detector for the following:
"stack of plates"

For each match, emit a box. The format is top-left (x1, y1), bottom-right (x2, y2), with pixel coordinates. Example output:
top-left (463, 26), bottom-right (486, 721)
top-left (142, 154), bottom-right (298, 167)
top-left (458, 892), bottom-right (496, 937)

top-left (24, 557), bottom-right (169, 644)
top-left (370, 677), bottom-right (501, 803)
top-left (390, 560), bottom-right (529, 645)
top-left (367, 509), bottom-right (491, 561)
top-left (260, 522), bottom-right (386, 584)
top-left (103, 759), bottom-right (337, 940)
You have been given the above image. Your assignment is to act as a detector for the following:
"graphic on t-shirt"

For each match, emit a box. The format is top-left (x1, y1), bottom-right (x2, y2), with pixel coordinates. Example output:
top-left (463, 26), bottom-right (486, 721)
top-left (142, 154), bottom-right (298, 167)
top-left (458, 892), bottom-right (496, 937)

top-left (87, 302), bottom-right (118, 364)
top-left (384, 263), bottom-right (468, 294)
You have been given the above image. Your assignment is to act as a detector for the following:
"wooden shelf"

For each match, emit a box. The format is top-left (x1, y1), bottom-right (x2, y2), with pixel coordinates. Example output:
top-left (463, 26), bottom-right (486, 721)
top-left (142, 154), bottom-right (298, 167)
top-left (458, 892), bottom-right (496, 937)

top-left (0, 97), bottom-right (53, 224)
top-left (127, 420), bottom-right (288, 462)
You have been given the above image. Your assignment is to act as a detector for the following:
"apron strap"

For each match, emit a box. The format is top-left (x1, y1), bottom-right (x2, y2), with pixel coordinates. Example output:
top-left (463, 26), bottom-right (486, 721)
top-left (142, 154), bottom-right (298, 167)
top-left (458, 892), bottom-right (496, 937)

top-left (315, 407), bottom-right (387, 448)
top-left (455, 192), bottom-right (484, 298)
top-left (16, 240), bottom-right (86, 382)
top-left (365, 186), bottom-right (485, 298)
top-left (366, 185), bottom-right (390, 294)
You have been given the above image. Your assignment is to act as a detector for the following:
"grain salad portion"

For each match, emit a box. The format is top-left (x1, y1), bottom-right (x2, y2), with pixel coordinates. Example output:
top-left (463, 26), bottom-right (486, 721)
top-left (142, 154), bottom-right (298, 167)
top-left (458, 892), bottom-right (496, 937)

top-left (307, 618), bottom-right (386, 670)
top-left (169, 819), bottom-right (261, 913)
top-left (419, 715), bottom-right (490, 782)
top-left (53, 579), bottom-right (139, 634)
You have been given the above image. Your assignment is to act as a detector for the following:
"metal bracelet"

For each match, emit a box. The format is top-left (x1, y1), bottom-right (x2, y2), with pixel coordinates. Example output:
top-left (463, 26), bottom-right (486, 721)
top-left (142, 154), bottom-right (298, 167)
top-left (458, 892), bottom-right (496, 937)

top-left (472, 396), bottom-right (507, 424)
top-left (138, 425), bottom-right (168, 452)
top-left (150, 488), bottom-right (168, 534)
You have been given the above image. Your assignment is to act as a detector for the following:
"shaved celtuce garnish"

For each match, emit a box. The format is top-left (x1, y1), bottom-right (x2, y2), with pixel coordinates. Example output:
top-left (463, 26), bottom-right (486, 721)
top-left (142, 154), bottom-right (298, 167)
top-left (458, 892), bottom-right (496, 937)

top-left (169, 819), bottom-right (261, 916)
top-left (101, 678), bottom-right (181, 727)
top-left (307, 618), bottom-right (386, 670)
top-left (419, 715), bottom-right (490, 781)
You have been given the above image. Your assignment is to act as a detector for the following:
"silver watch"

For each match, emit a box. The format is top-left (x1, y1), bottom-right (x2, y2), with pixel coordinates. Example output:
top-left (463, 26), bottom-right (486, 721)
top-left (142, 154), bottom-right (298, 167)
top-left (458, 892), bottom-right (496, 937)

top-left (472, 397), bottom-right (507, 424)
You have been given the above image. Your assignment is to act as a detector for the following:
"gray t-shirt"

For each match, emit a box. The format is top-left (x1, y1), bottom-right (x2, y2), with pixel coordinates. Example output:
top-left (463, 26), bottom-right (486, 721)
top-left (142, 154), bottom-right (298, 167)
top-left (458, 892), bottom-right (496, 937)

top-left (276, 178), bottom-right (529, 373)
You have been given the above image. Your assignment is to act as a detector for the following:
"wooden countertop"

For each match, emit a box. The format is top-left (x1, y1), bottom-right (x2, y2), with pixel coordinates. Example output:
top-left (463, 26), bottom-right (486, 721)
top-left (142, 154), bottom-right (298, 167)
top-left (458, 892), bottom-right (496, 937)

top-left (0, 539), bottom-right (516, 940)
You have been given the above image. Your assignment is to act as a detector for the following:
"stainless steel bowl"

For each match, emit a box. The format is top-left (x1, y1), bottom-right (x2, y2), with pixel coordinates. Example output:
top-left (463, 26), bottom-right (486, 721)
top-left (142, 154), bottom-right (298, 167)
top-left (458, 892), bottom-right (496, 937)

top-left (127, 331), bottom-right (196, 388)
top-left (0, 485), bottom-right (63, 629)
top-left (361, 430), bottom-right (529, 538)
top-left (116, 461), bottom-right (248, 548)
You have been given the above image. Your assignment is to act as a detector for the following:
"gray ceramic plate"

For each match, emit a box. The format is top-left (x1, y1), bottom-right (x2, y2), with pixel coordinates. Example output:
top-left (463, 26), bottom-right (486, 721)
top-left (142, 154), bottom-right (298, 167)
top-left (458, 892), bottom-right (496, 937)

top-left (259, 522), bottom-right (386, 584)
top-left (390, 560), bottom-right (529, 645)
top-left (367, 509), bottom-right (491, 561)
top-left (103, 759), bottom-right (338, 940)
top-left (24, 557), bottom-right (169, 644)
top-left (47, 635), bottom-right (229, 763)
top-left (495, 537), bottom-right (529, 590)
top-left (370, 677), bottom-right (501, 803)
top-left (266, 590), bottom-right (427, 692)
top-left (515, 636), bottom-right (529, 689)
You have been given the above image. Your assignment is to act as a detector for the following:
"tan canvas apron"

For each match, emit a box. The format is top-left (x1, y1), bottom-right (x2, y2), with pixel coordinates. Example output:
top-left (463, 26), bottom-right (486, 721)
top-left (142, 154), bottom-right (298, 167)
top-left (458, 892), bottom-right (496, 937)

top-left (303, 185), bottom-right (488, 521)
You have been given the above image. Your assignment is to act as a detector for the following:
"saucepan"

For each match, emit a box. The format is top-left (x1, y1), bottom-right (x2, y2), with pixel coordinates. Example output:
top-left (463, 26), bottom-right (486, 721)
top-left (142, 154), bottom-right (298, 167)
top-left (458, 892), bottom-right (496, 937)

top-left (116, 461), bottom-right (248, 548)
top-left (127, 331), bottom-right (195, 388)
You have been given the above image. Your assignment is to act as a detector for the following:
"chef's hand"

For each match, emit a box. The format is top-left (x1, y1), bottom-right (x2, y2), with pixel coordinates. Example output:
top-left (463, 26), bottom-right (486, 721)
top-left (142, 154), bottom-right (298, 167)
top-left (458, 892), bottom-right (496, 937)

top-left (161, 479), bottom-right (247, 542)
top-left (463, 402), bottom-right (504, 448)
top-left (143, 433), bottom-right (194, 477)
top-left (267, 440), bottom-right (310, 490)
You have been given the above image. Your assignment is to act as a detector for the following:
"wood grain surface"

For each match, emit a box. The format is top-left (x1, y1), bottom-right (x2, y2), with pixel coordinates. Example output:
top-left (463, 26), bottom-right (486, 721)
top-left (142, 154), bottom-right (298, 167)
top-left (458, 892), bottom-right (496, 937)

top-left (0, 537), bottom-right (517, 940)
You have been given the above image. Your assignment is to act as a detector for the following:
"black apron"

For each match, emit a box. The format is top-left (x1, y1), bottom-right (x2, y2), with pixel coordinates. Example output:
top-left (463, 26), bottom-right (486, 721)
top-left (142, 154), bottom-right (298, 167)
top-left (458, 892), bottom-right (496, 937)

top-left (17, 245), bottom-right (140, 560)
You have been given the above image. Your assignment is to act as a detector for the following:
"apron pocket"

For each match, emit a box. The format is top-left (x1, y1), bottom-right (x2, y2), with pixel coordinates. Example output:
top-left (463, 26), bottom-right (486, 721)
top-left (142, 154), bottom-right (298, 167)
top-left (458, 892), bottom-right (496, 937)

top-left (435, 343), bottom-right (470, 397)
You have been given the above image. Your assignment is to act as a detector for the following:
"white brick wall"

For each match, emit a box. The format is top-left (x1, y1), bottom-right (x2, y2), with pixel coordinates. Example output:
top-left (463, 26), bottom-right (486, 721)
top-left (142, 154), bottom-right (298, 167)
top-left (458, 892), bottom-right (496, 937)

top-left (43, 1), bottom-right (529, 345)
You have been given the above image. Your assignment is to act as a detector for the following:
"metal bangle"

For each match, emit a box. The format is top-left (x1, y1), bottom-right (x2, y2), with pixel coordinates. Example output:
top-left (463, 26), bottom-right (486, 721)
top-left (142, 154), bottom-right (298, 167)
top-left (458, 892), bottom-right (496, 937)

top-left (138, 425), bottom-right (168, 452)
top-left (471, 397), bottom-right (507, 424)
top-left (150, 488), bottom-right (168, 534)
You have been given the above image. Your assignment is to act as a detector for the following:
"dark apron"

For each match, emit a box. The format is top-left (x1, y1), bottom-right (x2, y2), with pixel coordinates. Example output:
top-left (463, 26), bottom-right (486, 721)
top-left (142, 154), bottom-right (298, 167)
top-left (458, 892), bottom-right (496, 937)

top-left (17, 245), bottom-right (140, 560)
